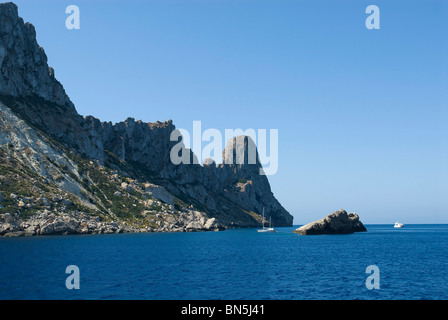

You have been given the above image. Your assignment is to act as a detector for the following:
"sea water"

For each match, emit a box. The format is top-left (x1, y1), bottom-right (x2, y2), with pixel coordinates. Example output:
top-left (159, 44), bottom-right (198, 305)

top-left (0, 224), bottom-right (447, 300)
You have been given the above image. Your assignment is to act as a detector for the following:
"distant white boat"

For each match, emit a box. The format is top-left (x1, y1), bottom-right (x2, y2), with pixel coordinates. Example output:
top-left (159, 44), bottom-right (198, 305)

top-left (394, 221), bottom-right (404, 228)
top-left (257, 208), bottom-right (276, 233)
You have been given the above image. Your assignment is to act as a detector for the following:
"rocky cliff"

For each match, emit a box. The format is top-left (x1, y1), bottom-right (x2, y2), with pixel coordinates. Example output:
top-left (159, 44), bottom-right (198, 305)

top-left (0, 3), bottom-right (73, 107)
top-left (0, 2), bottom-right (292, 235)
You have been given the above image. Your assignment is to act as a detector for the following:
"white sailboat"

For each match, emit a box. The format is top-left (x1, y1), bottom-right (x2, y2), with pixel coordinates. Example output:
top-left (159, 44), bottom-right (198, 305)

top-left (257, 208), bottom-right (276, 233)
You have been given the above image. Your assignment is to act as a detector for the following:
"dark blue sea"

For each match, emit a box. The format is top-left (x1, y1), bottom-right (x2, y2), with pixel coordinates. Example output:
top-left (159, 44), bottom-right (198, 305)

top-left (0, 224), bottom-right (447, 300)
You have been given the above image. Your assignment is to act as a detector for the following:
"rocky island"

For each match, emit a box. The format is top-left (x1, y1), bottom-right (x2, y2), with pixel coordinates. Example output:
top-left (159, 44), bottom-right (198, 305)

top-left (293, 209), bottom-right (367, 235)
top-left (0, 2), bottom-right (292, 236)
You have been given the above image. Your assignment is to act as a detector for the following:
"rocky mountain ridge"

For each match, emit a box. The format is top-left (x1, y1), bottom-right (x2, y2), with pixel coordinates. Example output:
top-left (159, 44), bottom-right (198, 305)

top-left (0, 2), bottom-right (293, 236)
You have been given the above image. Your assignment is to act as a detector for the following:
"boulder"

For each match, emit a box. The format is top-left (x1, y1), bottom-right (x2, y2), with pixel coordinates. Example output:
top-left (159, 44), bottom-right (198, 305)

top-left (144, 183), bottom-right (174, 206)
top-left (0, 222), bottom-right (21, 235)
top-left (204, 217), bottom-right (224, 231)
top-left (185, 220), bottom-right (203, 231)
top-left (121, 182), bottom-right (132, 191)
top-left (293, 209), bottom-right (367, 235)
top-left (39, 217), bottom-right (79, 235)
top-left (2, 213), bottom-right (15, 223)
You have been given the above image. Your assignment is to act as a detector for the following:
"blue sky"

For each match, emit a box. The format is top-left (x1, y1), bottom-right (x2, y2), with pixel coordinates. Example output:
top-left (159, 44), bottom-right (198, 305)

top-left (12, 0), bottom-right (448, 223)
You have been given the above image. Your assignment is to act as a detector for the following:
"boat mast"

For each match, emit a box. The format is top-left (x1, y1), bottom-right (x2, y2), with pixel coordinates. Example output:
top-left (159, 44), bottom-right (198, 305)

top-left (262, 208), bottom-right (265, 229)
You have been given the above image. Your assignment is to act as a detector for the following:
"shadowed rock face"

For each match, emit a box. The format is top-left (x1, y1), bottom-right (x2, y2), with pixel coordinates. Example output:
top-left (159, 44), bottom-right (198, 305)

top-left (0, 2), bottom-right (293, 229)
top-left (293, 210), bottom-right (367, 235)
top-left (0, 2), bottom-right (74, 108)
top-left (193, 136), bottom-right (292, 227)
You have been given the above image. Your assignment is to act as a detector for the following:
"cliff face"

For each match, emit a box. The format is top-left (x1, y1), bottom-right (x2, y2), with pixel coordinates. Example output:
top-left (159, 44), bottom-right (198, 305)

top-left (0, 2), bottom-right (292, 233)
top-left (0, 3), bottom-right (73, 107)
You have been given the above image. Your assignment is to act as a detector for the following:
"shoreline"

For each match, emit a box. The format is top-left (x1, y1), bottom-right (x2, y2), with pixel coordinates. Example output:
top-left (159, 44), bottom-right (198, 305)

top-left (0, 210), bottom-right (225, 237)
top-left (2, 220), bottom-right (447, 238)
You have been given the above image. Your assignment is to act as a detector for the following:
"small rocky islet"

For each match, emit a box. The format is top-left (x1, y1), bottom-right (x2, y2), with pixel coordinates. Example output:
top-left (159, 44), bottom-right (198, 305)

top-left (293, 209), bottom-right (367, 235)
